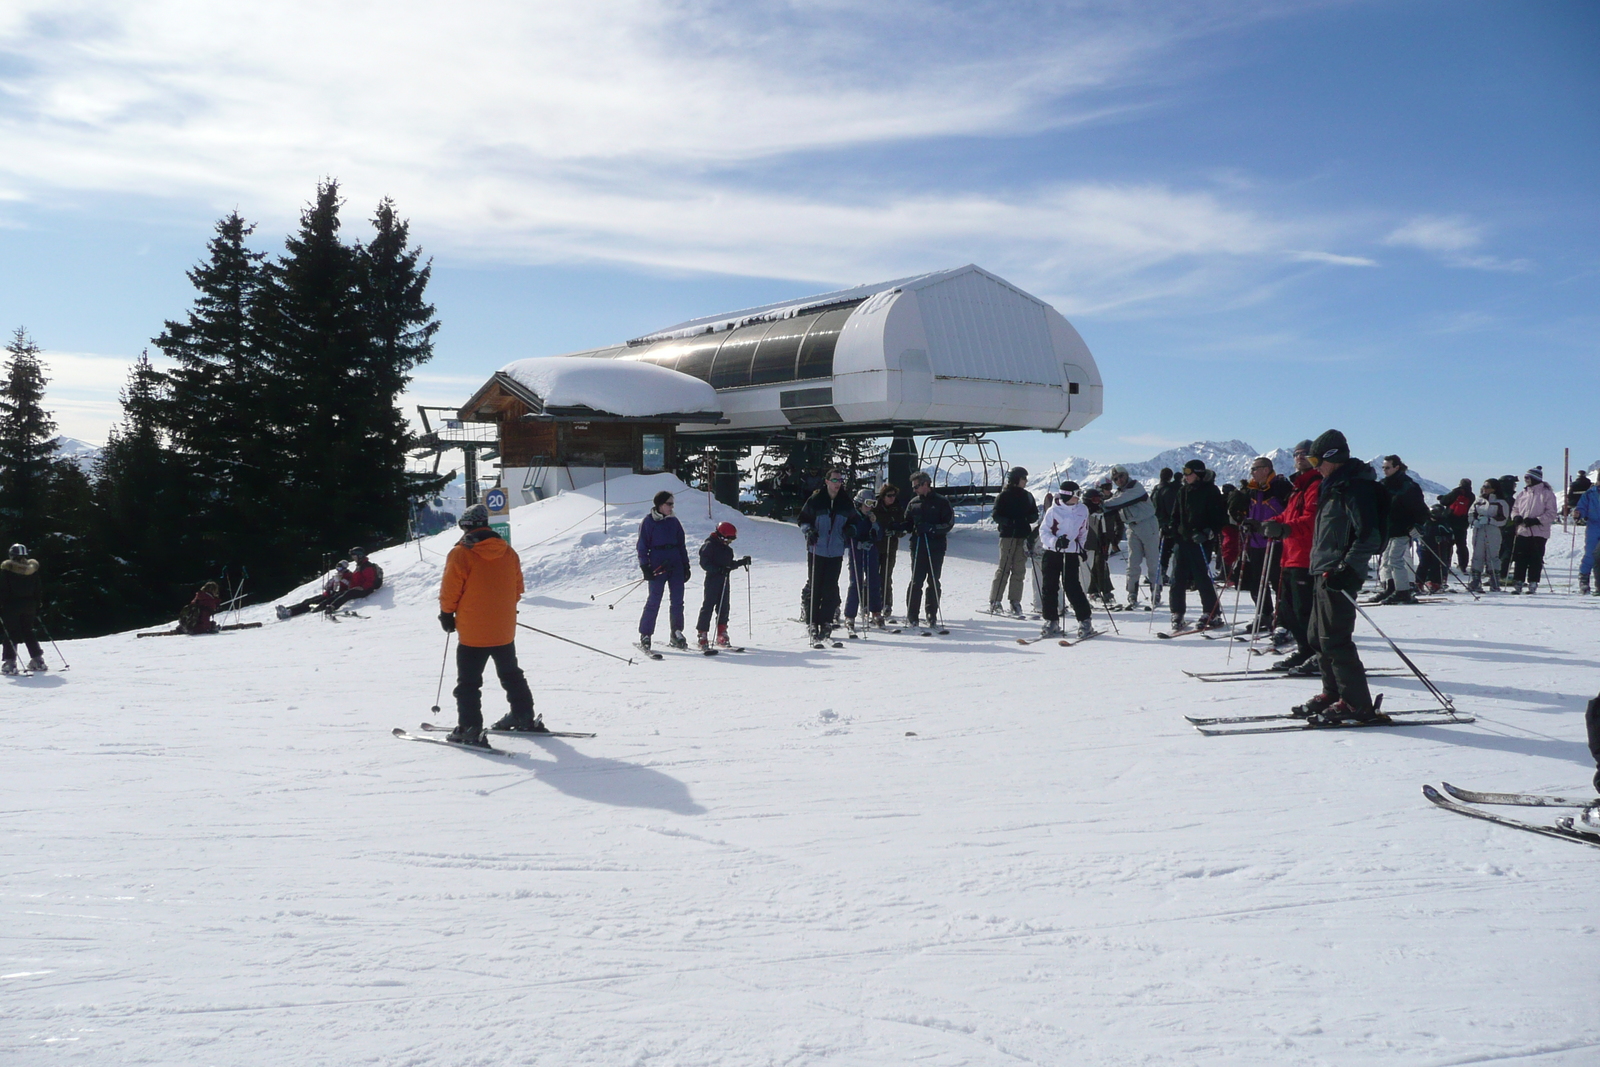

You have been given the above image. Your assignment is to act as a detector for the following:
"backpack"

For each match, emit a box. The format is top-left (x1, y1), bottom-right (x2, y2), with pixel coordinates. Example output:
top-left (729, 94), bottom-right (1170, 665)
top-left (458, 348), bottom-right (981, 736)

top-left (371, 563), bottom-right (384, 590)
top-left (177, 600), bottom-right (209, 634)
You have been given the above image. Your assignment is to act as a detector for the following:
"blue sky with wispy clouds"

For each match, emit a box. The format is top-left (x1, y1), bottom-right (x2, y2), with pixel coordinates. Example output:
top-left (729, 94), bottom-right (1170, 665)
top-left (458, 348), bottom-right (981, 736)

top-left (1, 0), bottom-right (1595, 482)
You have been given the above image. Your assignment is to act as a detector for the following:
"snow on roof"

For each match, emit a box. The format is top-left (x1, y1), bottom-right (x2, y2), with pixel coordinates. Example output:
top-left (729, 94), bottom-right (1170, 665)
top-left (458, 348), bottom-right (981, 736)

top-left (627, 264), bottom-right (1009, 344)
top-left (499, 356), bottom-right (721, 418)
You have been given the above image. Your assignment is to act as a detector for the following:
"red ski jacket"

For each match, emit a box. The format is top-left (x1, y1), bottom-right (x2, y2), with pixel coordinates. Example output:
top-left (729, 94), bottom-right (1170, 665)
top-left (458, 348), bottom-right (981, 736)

top-left (1277, 468), bottom-right (1323, 570)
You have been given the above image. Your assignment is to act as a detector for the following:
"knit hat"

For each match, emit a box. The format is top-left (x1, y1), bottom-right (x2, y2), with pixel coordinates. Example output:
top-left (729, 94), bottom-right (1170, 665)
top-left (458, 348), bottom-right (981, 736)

top-left (1292, 439), bottom-right (1313, 457)
top-left (1309, 429), bottom-right (1350, 464)
top-left (1525, 466), bottom-right (1543, 482)
top-left (853, 488), bottom-right (875, 507)
top-left (458, 503), bottom-right (490, 530)
top-left (1182, 459), bottom-right (1206, 475)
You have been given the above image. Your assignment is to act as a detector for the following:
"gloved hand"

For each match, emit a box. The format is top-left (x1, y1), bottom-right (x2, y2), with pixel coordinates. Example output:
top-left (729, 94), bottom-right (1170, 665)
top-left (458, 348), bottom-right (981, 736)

top-left (1192, 530), bottom-right (1211, 545)
top-left (1522, 517), bottom-right (1540, 528)
top-left (641, 564), bottom-right (653, 579)
top-left (1261, 520), bottom-right (1288, 540)
top-left (737, 556), bottom-right (752, 568)
top-left (438, 612), bottom-right (456, 633)
top-left (1237, 518), bottom-right (1259, 534)
top-left (803, 528), bottom-right (818, 546)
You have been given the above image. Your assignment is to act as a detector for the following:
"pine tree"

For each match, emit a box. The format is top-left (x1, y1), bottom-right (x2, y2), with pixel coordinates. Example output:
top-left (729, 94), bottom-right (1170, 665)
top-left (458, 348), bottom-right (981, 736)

top-left (355, 196), bottom-right (445, 539)
top-left (0, 328), bottom-right (62, 548)
top-left (94, 353), bottom-right (196, 630)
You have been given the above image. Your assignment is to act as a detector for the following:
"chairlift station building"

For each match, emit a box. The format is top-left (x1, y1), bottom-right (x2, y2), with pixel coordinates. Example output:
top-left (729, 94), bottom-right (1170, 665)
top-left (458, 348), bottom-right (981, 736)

top-left (451, 265), bottom-right (1102, 503)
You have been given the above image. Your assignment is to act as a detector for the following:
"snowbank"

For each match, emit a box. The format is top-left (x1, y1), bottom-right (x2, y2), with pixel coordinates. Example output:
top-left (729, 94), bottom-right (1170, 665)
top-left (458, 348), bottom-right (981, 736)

top-left (500, 355), bottom-right (720, 418)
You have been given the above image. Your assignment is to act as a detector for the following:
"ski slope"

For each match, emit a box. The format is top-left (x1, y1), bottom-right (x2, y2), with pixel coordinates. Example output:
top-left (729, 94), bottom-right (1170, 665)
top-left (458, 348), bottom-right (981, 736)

top-left (6, 474), bottom-right (1598, 1066)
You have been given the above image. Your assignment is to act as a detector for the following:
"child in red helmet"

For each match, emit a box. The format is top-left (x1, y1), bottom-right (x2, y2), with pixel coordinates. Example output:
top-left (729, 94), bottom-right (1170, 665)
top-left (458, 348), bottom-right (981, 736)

top-left (696, 521), bottom-right (751, 648)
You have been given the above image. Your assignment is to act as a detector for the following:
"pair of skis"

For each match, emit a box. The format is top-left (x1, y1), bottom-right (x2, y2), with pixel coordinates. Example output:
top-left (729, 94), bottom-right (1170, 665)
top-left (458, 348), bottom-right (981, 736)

top-left (1424, 783), bottom-right (1600, 849)
top-left (1188, 694), bottom-right (1474, 735)
top-left (136, 621), bottom-right (265, 638)
top-left (392, 720), bottom-right (598, 755)
top-left (634, 642), bottom-right (718, 661)
top-left (1017, 630), bottom-right (1101, 647)
top-left (1182, 666), bottom-right (1407, 683)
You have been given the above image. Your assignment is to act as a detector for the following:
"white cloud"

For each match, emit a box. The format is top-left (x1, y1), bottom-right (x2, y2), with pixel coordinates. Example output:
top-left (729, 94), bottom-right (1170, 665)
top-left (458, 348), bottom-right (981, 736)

top-left (1288, 250), bottom-right (1377, 267)
top-left (1383, 215), bottom-right (1530, 272)
top-left (0, 1), bottom-right (1355, 313)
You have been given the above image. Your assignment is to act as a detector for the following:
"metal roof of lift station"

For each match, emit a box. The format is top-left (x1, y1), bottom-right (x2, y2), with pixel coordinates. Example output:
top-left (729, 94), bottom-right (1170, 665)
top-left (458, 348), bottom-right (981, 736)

top-left (550, 264), bottom-right (1103, 441)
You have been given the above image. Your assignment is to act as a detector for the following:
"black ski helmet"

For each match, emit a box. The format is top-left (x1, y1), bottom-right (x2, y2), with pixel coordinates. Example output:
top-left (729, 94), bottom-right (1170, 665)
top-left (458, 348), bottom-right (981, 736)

top-left (350, 546), bottom-right (369, 560)
top-left (7, 544), bottom-right (24, 559)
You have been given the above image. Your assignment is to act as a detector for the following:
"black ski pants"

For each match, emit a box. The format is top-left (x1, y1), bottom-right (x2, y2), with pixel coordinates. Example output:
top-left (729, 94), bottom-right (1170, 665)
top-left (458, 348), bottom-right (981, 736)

top-left (696, 569), bottom-right (731, 633)
top-left (1277, 566), bottom-right (1314, 655)
top-left (1450, 516), bottom-right (1469, 570)
top-left (1511, 536), bottom-right (1548, 584)
top-left (1241, 543), bottom-right (1280, 622)
top-left (1586, 692), bottom-right (1600, 792)
top-left (1041, 551), bottom-right (1092, 623)
top-left (287, 588), bottom-right (369, 617)
top-left (1168, 539), bottom-right (1218, 619)
top-left (806, 554), bottom-right (844, 630)
top-left (880, 537), bottom-right (899, 616)
top-left (1, 609), bottom-right (43, 662)
top-left (454, 641), bottom-right (535, 733)
top-left (905, 536), bottom-right (947, 624)
top-left (1309, 573), bottom-right (1373, 715)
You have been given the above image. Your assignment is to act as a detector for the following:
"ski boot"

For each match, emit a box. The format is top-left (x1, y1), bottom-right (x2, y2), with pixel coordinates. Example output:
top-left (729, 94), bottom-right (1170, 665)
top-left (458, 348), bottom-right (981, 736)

top-left (1306, 699), bottom-right (1391, 727)
top-left (1269, 648), bottom-right (1311, 672)
top-left (1271, 627), bottom-right (1293, 651)
top-left (1288, 653), bottom-right (1321, 677)
top-left (1040, 619), bottom-right (1064, 638)
top-left (1363, 581), bottom-right (1395, 605)
top-left (491, 711), bottom-right (547, 733)
top-left (1510, 582), bottom-right (1525, 595)
top-left (1168, 614), bottom-right (1185, 633)
top-left (1580, 574), bottom-right (1591, 596)
top-left (1466, 575), bottom-right (1483, 594)
top-left (275, 604), bottom-right (291, 620)
top-left (668, 630), bottom-right (689, 651)
top-left (446, 725), bottom-right (492, 748)
top-left (988, 600), bottom-right (1003, 614)
top-left (872, 612), bottom-right (886, 629)
top-left (1009, 602), bottom-right (1025, 618)
top-left (1527, 583), bottom-right (1538, 596)
top-left (696, 630), bottom-right (711, 650)
top-left (1290, 691), bottom-right (1339, 719)
top-left (1388, 587), bottom-right (1418, 605)
top-left (1076, 620), bottom-right (1097, 640)
top-left (1, 658), bottom-right (17, 676)
top-left (716, 625), bottom-right (732, 648)
top-left (26, 656), bottom-right (47, 672)
top-left (1197, 607), bottom-right (1227, 630)
top-left (638, 634), bottom-right (652, 652)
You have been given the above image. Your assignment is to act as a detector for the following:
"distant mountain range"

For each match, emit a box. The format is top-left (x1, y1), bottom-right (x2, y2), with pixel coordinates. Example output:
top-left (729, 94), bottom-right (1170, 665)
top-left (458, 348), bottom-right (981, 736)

top-left (1026, 440), bottom-right (1451, 499)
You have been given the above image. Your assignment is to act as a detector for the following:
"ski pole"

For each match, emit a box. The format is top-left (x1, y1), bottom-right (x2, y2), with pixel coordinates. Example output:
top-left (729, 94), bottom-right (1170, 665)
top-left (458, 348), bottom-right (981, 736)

top-left (1342, 590), bottom-right (1457, 714)
top-left (1224, 535), bottom-right (1248, 662)
top-left (845, 541), bottom-right (867, 639)
top-left (591, 576), bottom-right (646, 601)
top-left (605, 578), bottom-right (648, 610)
top-left (515, 620), bottom-right (635, 665)
top-left (1414, 532), bottom-right (1480, 600)
top-left (430, 632), bottom-right (452, 713)
top-left (34, 615), bottom-right (70, 671)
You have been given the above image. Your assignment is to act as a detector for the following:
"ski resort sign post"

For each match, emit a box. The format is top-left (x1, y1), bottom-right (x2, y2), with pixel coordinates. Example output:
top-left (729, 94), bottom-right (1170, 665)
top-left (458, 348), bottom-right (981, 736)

top-left (486, 485), bottom-right (511, 543)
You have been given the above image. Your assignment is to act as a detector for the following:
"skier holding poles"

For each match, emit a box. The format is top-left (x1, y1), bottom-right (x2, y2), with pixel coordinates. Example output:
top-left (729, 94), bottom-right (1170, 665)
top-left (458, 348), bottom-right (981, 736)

top-left (695, 522), bottom-right (750, 650)
top-left (798, 469), bottom-right (868, 646)
top-left (438, 503), bottom-right (539, 745)
top-left (903, 470), bottom-right (955, 634)
top-left (636, 490), bottom-right (692, 651)
top-left (872, 483), bottom-right (905, 622)
top-left (843, 488), bottom-right (883, 633)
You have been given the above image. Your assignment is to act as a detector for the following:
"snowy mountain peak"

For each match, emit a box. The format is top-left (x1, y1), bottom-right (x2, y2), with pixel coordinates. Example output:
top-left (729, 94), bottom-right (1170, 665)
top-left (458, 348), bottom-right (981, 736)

top-left (1028, 440), bottom-right (1448, 497)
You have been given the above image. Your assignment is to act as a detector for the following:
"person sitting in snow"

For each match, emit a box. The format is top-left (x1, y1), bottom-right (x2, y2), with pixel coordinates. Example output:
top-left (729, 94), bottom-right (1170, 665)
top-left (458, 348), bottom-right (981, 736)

top-left (177, 581), bottom-right (223, 634)
top-left (695, 522), bottom-right (751, 649)
top-left (277, 548), bottom-right (380, 619)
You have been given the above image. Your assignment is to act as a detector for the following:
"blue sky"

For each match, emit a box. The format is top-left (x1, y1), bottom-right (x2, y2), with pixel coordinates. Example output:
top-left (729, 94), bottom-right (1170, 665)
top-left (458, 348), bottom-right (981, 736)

top-left (1, 0), bottom-right (1595, 485)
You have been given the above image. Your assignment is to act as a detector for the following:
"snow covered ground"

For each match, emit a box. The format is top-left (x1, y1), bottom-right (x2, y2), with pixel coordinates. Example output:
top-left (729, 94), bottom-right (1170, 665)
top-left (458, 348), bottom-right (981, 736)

top-left (6, 476), bottom-right (1598, 1066)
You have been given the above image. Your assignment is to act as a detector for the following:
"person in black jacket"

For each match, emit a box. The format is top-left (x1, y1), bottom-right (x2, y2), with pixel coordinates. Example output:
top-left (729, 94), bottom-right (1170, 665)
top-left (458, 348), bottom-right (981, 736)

top-left (0, 544), bottom-right (45, 673)
top-left (1370, 455), bottom-right (1428, 605)
top-left (988, 467), bottom-right (1039, 615)
top-left (1152, 467), bottom-right (1179, 581)
top-left (903, 470), bottom-right (956, 628)
top-left (1298, 429), bottom-right (1386, 726)
top-left (695, 522), bottom-right (750, 649)
top-left (1495, 474), bottom-right (1519, 579)
top-left (1168, 460), bottom-right (1225, 631)
top-left (872, 484), bottom-right (906, 621)
top-left (1438, 478), bottom-right (1474, 571)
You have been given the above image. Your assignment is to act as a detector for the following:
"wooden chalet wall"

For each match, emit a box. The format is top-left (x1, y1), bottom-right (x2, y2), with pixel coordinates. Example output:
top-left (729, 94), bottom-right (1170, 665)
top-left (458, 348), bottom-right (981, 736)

top-left (469, 391), bottom-right (675, 473)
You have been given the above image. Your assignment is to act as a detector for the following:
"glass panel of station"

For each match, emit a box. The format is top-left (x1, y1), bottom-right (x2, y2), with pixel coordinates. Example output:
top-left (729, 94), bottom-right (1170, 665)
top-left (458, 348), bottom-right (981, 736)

top-left (794, 306), bottom-right (855, 381)
top-left (748, 314), bottom-right (811, 386)
top-left (708, 320), bottom-right (774, 389)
